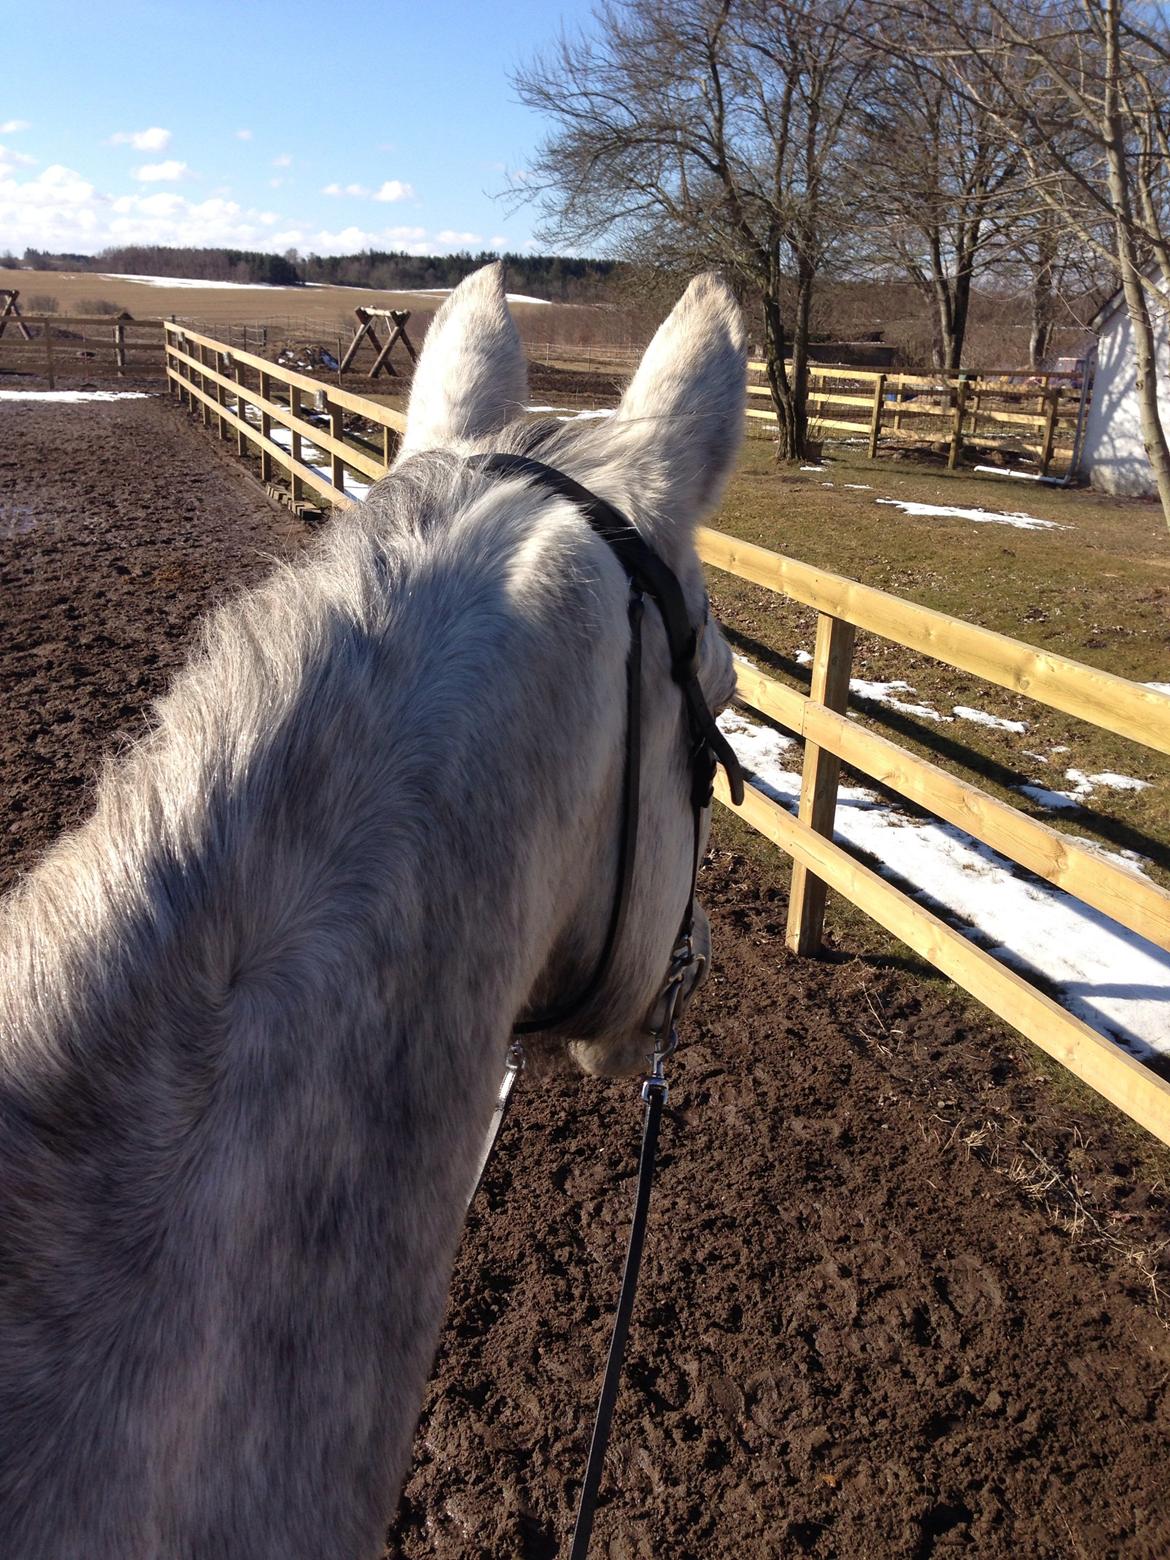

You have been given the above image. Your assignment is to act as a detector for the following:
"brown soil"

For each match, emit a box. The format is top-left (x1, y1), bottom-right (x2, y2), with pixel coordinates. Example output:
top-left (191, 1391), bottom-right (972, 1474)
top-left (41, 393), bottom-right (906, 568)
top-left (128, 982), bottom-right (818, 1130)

top-left (3, 396), bottom-right (1170, 1559)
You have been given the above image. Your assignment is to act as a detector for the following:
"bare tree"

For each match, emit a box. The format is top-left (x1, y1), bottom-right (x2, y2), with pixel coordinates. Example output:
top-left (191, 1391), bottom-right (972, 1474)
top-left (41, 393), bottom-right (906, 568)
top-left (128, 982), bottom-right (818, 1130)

top-left (898, 0), bottom-right (1170, 522)
top-left (512, 0), bottom-right (875, 461)
top-left (852, 29), bottom-right (1022, 371)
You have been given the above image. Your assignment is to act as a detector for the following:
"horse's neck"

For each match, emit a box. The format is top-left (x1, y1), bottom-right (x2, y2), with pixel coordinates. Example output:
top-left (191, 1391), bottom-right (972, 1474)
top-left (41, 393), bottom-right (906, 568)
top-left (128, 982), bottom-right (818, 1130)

top-left (0, 512), bottom-right (622, 1553)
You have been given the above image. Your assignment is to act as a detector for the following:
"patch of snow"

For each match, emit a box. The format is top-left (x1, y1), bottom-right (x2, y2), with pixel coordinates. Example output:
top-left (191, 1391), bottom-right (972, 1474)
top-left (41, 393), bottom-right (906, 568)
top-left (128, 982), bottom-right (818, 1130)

top-left (800, 464), bottom-right (826, 472)
top-left (874, 497), bottom-right (1064, 531)
top-left (387, 285), bottom-right (551, 305)
top-left (524, 404), bottom-right (570, 413)
top-left (850, 677), bottom-right (952, 723)
top-left (718, 707), bottom-right (1170, 1061)
top-left (0, 389), bottom-right (153, 402)
top-left (1067, 768), bottom-right (1151, 794)
top-left (952, 705), bottom-right (1028, 733)
top-left (1145, 682), bottom-right (1170, 697)
top-left (843, 483), bottom-right (873, 490)
top-left (555, 408), bottom-right (614, 422)
top-left (795, 649), bottom-right (813, 666)
top-left (101, 273), bottom-right (291, 289)
top-left (1017, 784), bottom-right (1083, 811)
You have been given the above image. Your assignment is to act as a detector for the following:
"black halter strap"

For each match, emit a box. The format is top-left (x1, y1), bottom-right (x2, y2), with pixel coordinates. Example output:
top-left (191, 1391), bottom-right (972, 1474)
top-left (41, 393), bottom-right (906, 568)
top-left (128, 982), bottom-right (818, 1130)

top-left (466, 453), bottom-right (744, 1038)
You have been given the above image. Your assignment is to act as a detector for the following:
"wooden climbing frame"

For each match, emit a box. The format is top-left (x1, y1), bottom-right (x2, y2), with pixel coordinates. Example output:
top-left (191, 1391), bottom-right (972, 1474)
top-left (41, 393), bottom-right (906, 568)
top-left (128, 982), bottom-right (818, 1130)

top-left (0, 289), bottom-right (33, 341)
top-left (338, 307), bottom-right (417, 378)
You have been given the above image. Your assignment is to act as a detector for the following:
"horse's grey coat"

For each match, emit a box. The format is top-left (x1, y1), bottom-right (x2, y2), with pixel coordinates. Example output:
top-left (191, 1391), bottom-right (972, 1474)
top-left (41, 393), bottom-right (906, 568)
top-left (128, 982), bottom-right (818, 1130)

top-left (0, 263), bottom-right (746, 1558)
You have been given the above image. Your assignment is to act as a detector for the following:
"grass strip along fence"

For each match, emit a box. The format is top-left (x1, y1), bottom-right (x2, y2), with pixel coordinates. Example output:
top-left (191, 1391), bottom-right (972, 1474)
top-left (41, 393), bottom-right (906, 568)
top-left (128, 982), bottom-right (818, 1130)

top-left (166, 323), bottom-right (1170, 1150)
top-left (747, 361), bottom-right (1083, 475)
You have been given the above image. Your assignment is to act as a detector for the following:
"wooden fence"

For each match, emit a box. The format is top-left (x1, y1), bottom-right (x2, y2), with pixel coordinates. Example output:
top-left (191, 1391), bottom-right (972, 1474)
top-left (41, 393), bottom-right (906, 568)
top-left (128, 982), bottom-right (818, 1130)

top-left (163, 322), bottom-right (405, 509)
top-left (696, 526), bottom-right (1170, 1148)
top-left (164, 325), bottom-right (1170, 1149)
top-left (0, 315), bottom-right (165, 387)
top-left (747, 361), bottom-right (1083, 474)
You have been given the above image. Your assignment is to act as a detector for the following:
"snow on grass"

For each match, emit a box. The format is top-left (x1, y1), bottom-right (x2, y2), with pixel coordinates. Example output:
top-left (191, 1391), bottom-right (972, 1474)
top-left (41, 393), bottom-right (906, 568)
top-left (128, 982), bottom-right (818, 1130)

top-left (1146, 682), bottom-right (1170, 697)
top-left (524, 404), bottom-right (570, 413)
top-left (800, 464), bottom-right (826, 472)
top-left (850, 677), bottom-right (952, 722)
top-left (381, 286), bottom-right (551, 305)
top-left (100, 273), bottom-right (292, 289)
top-left (874, 496), bottom-right (1064, 531)
top-left (718, 706), bottom-right (1170, 1061)
top-left (556, 408), bottom-right (614, 422)
top-left (952, 706), bottom-right (1028, 733)
top-left (0, 390), bottom-right (153, 402)
top-left (1016, 768), bottom-right (1152, 811)
top-left (843, 483), bottom-right (873, 490)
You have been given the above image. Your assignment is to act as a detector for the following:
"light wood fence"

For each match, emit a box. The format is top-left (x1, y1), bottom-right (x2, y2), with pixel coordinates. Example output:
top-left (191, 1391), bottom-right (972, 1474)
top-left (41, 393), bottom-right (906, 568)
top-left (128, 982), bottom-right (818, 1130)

top-left (697, 526), bottom-right (1170, 1149)
top-left (0, 315), bottom-right (165, 387)
top-left (747, 361), bottom-right (1083, 474)
top-left (164, 322), bottom-right (405, 509)
top-left (164, 325), bottom-right (1169, 1149)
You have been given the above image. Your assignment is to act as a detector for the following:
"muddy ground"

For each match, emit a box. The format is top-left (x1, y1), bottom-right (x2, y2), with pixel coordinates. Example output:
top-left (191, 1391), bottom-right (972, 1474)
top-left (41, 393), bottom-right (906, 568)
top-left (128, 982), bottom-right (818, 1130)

top-left (2, 394), bottom-right (1169, 1558)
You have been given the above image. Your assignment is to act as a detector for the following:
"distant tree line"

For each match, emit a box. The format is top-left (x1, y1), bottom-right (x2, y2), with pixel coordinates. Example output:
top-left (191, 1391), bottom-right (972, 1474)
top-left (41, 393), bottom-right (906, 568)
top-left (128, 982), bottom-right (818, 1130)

top-left (9, 245), bottom-right (622, 302)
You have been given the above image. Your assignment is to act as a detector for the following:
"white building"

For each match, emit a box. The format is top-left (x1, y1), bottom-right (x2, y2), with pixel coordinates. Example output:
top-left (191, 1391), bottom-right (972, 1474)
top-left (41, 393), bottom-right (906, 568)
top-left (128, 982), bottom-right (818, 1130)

top-left (1080, 268), bottom-right (1170, 497)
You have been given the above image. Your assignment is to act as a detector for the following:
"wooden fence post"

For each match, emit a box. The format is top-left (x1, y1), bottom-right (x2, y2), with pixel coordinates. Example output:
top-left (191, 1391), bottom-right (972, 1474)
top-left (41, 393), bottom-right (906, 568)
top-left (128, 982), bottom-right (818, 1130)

top-left (259, 370), bottom-right (273, 482)
top-left (868, 373), bottom-right (886, 458)
top-left (234, 364), bottom-right (247, 457)
top-left (1039, 390), bottom-right (1059, 476)
top-left (948, 374), bottom-right (970, 469)
top-left (198, 344), bottom-right (210, 428)
top-left (382, 424), bottom-right (395, 470)
top-left (215, 353), bottom-right (229, 441)
top-left (327, 396), bottom-right (345, 494)
top-left (289, 385), bottom-right (304, 501)
top-left (42, 319), bottom-right (55, 391)
top-left (785, 611), bottom-right (856, 956)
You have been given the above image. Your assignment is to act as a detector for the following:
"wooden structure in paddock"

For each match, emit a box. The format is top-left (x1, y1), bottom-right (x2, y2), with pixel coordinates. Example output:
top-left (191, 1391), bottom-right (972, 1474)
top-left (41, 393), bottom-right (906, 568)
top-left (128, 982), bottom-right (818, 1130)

top-left (0, 289), bottom-right (32, 340)
top-left (165, 322), bottom-right (1170, 1150)
top-left (338, 307), bottom-right (418, 378)
top-left (0, 313), bottom-right (164, 387)
top-left (746, 360), bottom-right (1083, 476)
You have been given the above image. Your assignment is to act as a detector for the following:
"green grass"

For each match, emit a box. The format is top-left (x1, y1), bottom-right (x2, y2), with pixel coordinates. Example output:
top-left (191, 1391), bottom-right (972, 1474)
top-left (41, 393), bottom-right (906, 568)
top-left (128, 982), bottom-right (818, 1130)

top-left (709, 438), bottom-right (1170, 889)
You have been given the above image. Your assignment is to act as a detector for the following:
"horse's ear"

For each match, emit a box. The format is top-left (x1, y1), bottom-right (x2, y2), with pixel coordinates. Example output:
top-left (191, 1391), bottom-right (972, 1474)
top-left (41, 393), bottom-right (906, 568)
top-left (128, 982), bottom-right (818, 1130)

top-left (611, 274), bottom-right (746, 535)
top-left (396, 262), bottom-right (528, 460)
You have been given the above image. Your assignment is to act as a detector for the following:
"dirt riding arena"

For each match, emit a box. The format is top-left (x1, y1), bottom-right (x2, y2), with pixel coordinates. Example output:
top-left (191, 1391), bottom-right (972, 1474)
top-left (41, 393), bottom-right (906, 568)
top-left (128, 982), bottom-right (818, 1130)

top-left (4, 392), bottom-right (1170, 1558)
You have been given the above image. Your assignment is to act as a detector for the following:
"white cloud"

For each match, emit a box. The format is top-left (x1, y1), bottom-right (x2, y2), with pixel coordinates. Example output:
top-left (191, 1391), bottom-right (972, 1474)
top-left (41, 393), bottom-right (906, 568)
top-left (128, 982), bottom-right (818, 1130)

top-left (134, 160), bottom-right (190, 183)
top-left (489, 234), bottom-right (507, 248)
top-left (111, 127), bottom-right (172, 152)
top-left (268, 177), bottom-right (288, 189)
top-left (435, 228), bottom-right (482, 245)
top-left (0, 119), bottom-right (30, 134)
top-left (234, 129), bottom-right (253, 141)
top-left (322, 181), bottom-right (370, 197)
top-left (373, 180), bottom-right (414, 203)
top-left (272, 153), bottom-right (293, 168)
top-left (0, 144), bottom-right (36, 168)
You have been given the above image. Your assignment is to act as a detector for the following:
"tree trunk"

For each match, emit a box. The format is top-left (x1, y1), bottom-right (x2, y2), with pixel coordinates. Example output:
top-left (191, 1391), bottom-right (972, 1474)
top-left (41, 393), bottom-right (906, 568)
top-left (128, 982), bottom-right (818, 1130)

top-left (763, 285), bottom-right (803, 462)
top-left (1103, 0), bottom-right (1170, 528)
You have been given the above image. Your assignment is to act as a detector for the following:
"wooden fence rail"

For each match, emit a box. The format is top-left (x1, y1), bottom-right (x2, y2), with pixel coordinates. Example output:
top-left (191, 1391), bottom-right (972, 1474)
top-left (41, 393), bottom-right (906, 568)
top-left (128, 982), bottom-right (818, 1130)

top-left (745, 360), bottom-right (1082, 474)
top-left (164, 325), bottom-right (1167, 1148)
top-left (163, 322), bottom-right (405, 510)
top-left (696, 524), bottom-right (1170, 1148)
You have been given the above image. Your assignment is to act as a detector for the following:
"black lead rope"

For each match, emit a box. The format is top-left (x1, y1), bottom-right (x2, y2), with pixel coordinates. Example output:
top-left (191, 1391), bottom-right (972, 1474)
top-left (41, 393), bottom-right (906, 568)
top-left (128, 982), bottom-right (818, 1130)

top-left (569, 1070), bottom-right (667, 1560)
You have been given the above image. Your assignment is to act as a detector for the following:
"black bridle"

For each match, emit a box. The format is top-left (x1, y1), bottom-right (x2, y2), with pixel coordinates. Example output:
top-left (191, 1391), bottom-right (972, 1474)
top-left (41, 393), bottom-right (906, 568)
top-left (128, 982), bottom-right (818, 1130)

top-left (466, 452), bottom-right (745, 1557)
top-left (466, 453), bottom-right (744, 1040)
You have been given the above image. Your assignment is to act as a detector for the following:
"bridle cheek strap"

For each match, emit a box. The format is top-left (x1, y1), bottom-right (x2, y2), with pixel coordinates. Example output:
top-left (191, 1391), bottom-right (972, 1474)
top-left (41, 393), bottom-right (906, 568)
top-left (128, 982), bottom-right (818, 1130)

top-left (464, 453), bottom-right (744, 1039)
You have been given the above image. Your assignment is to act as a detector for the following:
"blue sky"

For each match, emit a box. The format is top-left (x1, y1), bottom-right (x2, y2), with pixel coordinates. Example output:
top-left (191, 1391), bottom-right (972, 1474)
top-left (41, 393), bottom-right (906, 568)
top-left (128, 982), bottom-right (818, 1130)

top-left (0, 0), bottom-right (598, 258)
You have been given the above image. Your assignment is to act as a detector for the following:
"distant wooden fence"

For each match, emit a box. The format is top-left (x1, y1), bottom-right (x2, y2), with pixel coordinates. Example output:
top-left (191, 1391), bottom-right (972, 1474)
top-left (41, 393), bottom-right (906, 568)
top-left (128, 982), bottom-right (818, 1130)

top-left (697, 526), bottom-right (1170, 1149)
top-left (747, 360), bottom-right (1084, 474)
top-left (165, 324), bottom-right (1170, 1148)
top-left (163, 322), bottom-right (405, 509)
top-left (0, 315), bottom-right (164, 387)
